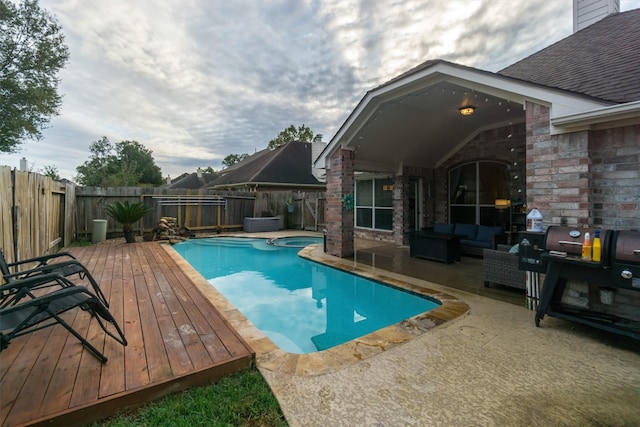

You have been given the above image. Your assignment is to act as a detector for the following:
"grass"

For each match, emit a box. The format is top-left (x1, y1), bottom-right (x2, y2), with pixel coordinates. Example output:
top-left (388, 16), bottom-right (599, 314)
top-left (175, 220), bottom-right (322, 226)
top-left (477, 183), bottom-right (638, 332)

top-left (96, 368), bottom-right (288, 427)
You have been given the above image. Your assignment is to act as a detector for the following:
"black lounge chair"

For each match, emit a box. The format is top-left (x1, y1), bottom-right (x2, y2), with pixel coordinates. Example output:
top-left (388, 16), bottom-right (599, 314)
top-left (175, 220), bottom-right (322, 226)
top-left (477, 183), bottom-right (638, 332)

top-left (0, 249), bottom-right (108, 308)
top-left (0, 276), bottom-right (127, 363)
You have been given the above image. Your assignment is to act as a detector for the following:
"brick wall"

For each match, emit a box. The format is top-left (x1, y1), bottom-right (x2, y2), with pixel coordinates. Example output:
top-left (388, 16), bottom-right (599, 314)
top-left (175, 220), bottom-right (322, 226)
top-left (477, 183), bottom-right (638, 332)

top-left (525, 104), bottom-right (639, 230)
top-left (591, 124), bottom-right (640, 230)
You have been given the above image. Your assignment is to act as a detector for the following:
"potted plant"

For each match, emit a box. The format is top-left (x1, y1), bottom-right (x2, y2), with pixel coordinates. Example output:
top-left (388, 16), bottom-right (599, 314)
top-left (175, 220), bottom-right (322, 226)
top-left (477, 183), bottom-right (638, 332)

top-left (286, 197), bottom-right (295, 213)
top-left (105, 200), bottom-right (152, 243)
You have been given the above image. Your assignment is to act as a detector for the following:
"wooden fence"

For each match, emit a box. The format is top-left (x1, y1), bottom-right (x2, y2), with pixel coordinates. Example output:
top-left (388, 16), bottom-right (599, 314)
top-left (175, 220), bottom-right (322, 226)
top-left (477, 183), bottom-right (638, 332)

top-left (1, 166), bottom-right (75, 266)
top-left (74, 188), bottom-right (325, 238)
top-left (0, 166), bottom-right (325, 262)
top-left (0, 165), bottom-right (325, 264)
top-left (74, 187), bottom-right (258, 239)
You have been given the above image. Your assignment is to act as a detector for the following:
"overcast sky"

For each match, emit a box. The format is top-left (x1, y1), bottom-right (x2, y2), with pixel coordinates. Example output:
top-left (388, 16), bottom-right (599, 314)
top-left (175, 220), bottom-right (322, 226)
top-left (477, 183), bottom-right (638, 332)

top-left (2, 0), bottom-right (639, 181)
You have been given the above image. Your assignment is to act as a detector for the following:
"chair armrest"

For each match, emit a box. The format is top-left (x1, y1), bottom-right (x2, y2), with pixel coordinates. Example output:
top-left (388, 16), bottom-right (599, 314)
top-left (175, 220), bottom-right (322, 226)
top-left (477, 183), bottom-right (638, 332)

top-left (7, 251), bottom-right (77, 268)
top-left (3, 259), bottom-right (87, 280)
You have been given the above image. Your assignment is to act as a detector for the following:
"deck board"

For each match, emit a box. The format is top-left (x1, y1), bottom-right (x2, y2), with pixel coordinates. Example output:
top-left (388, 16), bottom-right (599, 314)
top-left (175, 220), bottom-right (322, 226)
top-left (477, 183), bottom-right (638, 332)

top-left (0, 241), bottom-right (254, 427)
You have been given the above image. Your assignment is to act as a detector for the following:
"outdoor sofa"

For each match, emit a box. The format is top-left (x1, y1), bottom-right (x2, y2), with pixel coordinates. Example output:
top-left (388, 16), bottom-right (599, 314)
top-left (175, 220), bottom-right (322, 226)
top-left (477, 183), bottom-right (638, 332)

top-left (425, 223), bottom-right (508, 257)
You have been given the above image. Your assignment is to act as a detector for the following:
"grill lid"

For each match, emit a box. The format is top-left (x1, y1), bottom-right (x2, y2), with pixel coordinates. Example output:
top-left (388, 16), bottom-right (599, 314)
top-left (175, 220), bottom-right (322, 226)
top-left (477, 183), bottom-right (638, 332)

top-left (614, 231), bottom-right (640, 263)
top-left (545, 227), bottom-right (600, 255)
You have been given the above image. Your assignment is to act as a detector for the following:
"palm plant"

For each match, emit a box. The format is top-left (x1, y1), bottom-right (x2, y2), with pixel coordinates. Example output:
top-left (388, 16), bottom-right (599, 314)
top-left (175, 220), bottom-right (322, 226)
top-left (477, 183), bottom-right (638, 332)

top-left (105, 201), bottom-right (152, 243)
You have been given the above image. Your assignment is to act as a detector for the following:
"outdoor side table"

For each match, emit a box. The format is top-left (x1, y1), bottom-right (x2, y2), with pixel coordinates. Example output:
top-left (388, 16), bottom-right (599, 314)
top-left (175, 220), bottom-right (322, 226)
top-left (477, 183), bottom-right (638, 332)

top-left (409, 232), bottom-right (462, 264)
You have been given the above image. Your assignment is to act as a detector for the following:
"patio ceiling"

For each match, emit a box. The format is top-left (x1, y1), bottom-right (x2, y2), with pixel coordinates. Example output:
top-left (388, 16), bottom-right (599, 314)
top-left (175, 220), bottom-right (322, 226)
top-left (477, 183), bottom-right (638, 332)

top-left (320, 60), bottom-right (610, 173)
top-left (348, 80), bottom-right (525, 172)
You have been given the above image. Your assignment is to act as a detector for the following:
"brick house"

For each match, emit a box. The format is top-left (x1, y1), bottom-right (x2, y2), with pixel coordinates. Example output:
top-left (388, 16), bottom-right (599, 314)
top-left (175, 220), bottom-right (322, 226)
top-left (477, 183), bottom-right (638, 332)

top-left (316, 2), bottom-right (640, 257)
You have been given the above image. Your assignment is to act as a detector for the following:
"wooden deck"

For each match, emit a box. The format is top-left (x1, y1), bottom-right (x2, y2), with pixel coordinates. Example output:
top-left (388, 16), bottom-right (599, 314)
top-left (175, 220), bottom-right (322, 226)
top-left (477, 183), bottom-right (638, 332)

top-left (0, 242), bottom-right (254, 427)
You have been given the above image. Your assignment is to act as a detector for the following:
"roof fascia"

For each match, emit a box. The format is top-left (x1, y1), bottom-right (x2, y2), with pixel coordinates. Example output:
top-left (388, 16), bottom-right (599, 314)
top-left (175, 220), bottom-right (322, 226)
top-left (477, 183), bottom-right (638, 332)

top-left (213, 182), bottom-right (325, 190)
top-left (551, 100), bottom-right (640, 133)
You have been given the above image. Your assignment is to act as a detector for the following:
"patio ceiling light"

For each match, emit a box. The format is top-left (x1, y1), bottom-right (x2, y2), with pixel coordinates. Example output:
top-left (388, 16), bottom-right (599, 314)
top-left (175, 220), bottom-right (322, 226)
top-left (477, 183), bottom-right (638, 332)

top-left (459, 106), bottom-right (475, 116)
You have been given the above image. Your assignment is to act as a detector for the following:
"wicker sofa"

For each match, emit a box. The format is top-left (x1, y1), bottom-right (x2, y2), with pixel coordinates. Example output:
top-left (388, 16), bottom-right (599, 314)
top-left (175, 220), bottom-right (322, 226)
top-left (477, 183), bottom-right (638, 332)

top-left (482, 244), bottom-right (526, 289)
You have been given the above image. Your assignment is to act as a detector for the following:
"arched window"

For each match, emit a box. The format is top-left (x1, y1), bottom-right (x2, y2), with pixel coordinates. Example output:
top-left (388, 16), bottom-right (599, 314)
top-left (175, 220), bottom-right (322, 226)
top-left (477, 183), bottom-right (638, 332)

top-left (449, 161), bottom-right (511, 225)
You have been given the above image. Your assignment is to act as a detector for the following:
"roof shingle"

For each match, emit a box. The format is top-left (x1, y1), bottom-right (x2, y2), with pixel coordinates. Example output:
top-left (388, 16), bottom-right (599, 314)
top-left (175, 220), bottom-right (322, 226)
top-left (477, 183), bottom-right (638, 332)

top-left (499, 9), bottom-right (640, 103)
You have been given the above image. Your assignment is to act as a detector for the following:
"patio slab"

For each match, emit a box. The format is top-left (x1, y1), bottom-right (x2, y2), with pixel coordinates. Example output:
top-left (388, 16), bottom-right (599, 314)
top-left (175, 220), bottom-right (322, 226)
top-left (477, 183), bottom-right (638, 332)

top-left (259, 243), bottom-right (640, 426)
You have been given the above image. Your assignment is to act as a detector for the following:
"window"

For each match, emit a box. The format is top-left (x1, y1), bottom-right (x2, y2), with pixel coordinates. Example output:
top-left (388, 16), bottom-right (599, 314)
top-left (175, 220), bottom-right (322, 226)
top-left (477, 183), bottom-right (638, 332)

top-left (449, 161), bottom-right (510, 225)
top-left (355, 177), bottom-right (393, 230)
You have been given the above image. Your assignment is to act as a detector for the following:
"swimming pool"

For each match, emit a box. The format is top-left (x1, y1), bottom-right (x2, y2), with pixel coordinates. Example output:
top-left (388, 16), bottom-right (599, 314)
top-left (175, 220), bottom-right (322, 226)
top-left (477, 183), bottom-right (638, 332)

top-left (173, 237), bottom-right (441, 354)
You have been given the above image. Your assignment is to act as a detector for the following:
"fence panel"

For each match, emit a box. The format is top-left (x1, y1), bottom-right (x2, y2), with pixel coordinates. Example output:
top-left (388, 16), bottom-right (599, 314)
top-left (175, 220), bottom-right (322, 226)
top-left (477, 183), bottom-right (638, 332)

top-left (0, 167), bottom-right (14, 263)
top-left (75, 187), bottom-right (259, 238)
top-left (0, 166), bottom-right (72, 266)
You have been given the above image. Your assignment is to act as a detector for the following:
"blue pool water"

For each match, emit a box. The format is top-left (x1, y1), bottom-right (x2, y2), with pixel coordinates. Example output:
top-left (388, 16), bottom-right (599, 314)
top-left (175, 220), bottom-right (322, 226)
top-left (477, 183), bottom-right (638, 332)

top-left (173, 237), bottom-right (440, 354)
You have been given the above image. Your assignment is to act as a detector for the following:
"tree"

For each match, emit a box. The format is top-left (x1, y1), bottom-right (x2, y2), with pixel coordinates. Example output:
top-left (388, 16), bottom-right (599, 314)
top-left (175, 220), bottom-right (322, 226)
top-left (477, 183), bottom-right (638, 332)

top-left (201, 166), bottom-right (217, 174)
top-left (267, 124), bottom-right (319, 150)
top-left (0, 0), bottom-right (70, 153)
top-left (75, 137), bottom-right (163, 186)
top-left (115, 140), bottom-right (163, 185)
top-left (39, 164), bottom-right (60, 180)
top-left (222, 153), bottom-right (248, 169)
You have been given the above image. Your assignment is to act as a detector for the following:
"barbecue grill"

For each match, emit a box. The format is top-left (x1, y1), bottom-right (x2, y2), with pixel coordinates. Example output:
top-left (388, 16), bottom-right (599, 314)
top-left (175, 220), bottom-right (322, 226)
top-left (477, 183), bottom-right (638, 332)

top-left (534, 227), bottom-right (640, 339)
top-left (611, 230), bottom-right (640, 290)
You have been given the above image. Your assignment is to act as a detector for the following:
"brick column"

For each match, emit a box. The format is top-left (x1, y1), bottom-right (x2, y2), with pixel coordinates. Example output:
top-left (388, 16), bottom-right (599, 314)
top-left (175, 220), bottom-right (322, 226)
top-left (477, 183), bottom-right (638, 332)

top-left (393, 174), bottom-right (407, 245)
top-left (526, 101), bottom-right (591, 227)
top-left (326, 148), bottom-right (354, 257)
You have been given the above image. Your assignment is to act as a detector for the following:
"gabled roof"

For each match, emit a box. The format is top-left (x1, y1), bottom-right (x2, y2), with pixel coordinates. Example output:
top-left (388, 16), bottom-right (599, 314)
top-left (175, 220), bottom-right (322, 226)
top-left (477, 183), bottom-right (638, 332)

top-left (160, 171), bottom-right (219, 189)
top-left (499, 9), bottom-right (640, 103)
top-left (208, 141), bottom-right (324, 189)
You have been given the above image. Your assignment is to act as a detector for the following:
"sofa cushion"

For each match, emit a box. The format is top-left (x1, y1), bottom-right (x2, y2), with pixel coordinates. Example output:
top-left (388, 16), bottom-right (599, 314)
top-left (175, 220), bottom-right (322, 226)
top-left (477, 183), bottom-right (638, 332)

top-left (454, 223), bottom-right (478, 240)
top-left (476, 225), bottom-right (504, 243)
top-left (462, 239), bottom-right (492, 249)
top-left (433, 223), bottom-right (455, 234)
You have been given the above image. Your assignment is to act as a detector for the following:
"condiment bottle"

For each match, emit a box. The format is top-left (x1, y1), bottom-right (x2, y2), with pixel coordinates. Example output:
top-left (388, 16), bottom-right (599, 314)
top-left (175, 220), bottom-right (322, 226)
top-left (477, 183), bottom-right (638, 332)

top-left (592, 229), bottom-right (601, 262)
top-left (581, 232), bottom-right (591, 261)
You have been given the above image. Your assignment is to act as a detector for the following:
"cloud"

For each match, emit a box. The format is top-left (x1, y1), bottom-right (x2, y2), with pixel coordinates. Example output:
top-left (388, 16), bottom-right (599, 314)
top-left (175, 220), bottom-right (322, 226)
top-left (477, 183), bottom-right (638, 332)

top-left (1, 0), bottom-right (638, 181)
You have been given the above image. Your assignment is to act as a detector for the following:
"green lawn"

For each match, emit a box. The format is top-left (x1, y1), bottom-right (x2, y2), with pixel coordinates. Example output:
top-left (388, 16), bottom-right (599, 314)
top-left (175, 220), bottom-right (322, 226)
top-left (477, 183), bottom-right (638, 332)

top-left (96, 368), bottom-right (288, 427)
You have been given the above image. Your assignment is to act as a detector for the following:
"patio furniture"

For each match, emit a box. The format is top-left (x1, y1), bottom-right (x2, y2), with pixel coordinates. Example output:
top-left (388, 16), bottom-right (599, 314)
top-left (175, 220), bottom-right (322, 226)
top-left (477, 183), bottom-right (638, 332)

top-left (0, 249), bottom-right (108, 307)
top-left (409, 231), bottom-right (462, 264)
top-left (483, 244), bottom-right (526, 289)
top-left (0, 278), bottom-right (127, 363)
top-left (426, 223), bottom-right (508, 257)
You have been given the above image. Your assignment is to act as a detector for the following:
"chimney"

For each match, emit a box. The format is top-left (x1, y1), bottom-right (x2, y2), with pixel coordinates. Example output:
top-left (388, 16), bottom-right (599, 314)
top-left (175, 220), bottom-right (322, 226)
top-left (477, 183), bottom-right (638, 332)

top-left (573, 0), bottom-right (619, 33)
top-left (19, 157), bottom-right (28, 171)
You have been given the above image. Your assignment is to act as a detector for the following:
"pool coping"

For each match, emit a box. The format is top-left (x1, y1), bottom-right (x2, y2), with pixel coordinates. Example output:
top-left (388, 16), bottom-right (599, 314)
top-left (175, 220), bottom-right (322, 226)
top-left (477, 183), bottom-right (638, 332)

top-left (162, 240), bottom-right (470, 376)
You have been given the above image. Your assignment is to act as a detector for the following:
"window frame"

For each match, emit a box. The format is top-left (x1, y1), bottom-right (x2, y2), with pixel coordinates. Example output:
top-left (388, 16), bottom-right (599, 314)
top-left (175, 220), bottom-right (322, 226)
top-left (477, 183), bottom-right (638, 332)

top-left (449, 161), bottom-right (510, 224)
top-left (355, 176), bottom-right (394, 231)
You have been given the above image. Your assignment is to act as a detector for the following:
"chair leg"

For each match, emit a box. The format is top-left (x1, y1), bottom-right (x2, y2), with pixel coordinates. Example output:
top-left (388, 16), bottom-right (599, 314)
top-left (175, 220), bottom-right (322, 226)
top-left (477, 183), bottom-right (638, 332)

top-left (50, 310), bottom-right (108, 363)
